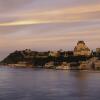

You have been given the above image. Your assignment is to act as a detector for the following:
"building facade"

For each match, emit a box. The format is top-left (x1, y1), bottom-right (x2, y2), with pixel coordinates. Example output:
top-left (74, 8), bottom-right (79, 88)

top-left (74, 41), bottom-right (91, 56)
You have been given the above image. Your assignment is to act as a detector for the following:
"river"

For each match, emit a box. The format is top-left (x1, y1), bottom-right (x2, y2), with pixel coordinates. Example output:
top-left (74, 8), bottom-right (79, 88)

top-left (0, 66), bottom-right (100, 100)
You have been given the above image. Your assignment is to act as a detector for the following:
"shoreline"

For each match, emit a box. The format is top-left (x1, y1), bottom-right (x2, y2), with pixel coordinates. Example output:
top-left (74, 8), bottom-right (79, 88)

top-left (0, 64), bottom-right (100, 71)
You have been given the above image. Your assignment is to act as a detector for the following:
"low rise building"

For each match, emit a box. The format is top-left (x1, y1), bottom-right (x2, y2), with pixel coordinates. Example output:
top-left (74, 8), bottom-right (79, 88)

top-left (49, 51), bottom-right (60, 57)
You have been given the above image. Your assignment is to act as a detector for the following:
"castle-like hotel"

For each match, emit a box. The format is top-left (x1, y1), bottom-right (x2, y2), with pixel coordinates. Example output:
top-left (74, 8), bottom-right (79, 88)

top-left (49, 41), bottom-right (92, 57)
top-left (74, 41), bottom-right (91, 56)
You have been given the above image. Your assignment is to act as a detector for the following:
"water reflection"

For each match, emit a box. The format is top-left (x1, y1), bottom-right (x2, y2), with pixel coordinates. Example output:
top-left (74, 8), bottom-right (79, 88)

top-left (0, 68), bottom-right (100, 100)
top-left (70, 71), bottom-right (88, 100)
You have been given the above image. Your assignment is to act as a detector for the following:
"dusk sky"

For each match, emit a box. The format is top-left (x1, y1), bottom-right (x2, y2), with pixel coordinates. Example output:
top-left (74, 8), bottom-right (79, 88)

top-left (0, 0), bottom-right (100, 60)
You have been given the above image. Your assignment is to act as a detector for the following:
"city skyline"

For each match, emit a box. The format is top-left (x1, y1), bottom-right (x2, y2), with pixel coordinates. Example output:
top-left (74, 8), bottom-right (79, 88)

top-left (0, 0), bottom-right (100, 60)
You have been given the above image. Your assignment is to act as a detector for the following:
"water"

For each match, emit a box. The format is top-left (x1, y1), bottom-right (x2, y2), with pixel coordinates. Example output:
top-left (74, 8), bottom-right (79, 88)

top-left (0, 67), bottom-right (100, 100)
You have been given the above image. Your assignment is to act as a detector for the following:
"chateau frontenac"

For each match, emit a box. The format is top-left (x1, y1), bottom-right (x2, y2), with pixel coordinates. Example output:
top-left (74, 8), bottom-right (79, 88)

top-left (74, 41), bottom-right (91, 56)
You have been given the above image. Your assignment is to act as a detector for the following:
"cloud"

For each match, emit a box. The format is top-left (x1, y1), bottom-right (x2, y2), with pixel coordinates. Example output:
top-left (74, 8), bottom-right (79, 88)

top-left (0, 3), bottom-right (100, 26)
top-left (0, 0), bottom-right (100, 60)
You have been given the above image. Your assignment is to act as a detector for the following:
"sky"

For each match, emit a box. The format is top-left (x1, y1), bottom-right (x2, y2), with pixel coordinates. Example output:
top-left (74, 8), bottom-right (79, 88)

top-left (0, 0), bottom-right (100, 60)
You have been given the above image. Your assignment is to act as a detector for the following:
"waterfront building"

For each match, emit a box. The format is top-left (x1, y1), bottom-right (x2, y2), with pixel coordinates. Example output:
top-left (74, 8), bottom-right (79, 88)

top-left (95, 60), bottom-right (100, 70)
top-left (74, 41), bottom-right (91, 56)
top-left (56, 62), bottom-right (70, 70)
top-left (79, 61), bottom-right (90, 70)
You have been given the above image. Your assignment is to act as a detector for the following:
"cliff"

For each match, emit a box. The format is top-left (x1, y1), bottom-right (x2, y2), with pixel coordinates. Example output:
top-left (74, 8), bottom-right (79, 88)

top-left (0, 49), bottom-right (92, 67)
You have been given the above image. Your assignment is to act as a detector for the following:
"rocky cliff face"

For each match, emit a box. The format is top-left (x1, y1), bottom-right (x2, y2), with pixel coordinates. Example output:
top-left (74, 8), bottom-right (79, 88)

top-left (74, 41), bottom-right (91, 56)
